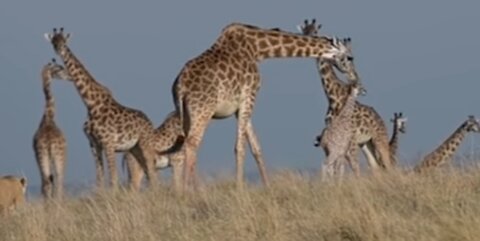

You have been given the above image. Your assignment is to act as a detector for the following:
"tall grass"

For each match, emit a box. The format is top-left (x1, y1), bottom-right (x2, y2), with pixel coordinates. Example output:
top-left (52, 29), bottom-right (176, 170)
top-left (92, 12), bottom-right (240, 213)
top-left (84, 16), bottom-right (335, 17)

top-left (1, 167), bottom-right (480, 241)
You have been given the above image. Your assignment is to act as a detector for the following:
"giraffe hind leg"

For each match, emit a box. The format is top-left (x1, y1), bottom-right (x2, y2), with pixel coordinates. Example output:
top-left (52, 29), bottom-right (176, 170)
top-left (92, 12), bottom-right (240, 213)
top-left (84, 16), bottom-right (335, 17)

top-left (35, 148), bottom-right (53, 199)
top-left (52, 145), bottom-right (67, 199)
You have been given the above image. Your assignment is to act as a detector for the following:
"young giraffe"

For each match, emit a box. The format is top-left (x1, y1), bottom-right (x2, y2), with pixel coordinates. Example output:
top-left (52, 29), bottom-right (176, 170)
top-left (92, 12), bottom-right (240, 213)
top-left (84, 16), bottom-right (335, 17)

top-left (298, 19), bottom-right (394, 175)
top-left (389, 112), bottom-right (407, 158)
top-left (123, 111), bottom-right (185, 191)
top-left (172, 22), bottom-right (358, 190)
top-left (33, 59), bottom-right (70, 199)
top-left (44, 28), bottom-right (159, 189)
top-left (314, 82), bottom-right (361, 180)
top-left (413, 115), bottom-right (480, 173)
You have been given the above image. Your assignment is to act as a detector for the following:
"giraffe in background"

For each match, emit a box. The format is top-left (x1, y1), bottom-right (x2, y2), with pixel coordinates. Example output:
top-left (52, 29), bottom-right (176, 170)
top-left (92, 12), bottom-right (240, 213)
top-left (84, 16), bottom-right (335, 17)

top-left (44, 28), bottom-right (159, 189)
top-left (33, 58), bottom-right (70, 199)
top-left (414, 115), bottom-right (480, 172)
top-left (298, 19), bottom-right (394, 176)
top-left (389, 112), bottom-right (407, 158)
top-left (171, 22), bottom-right (358, 190)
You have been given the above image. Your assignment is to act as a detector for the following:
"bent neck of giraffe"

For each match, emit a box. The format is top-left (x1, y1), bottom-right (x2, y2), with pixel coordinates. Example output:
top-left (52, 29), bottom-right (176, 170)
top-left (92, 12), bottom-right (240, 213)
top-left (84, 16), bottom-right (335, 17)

top-left (318, 59), bottom-right (345, 96)
top-left (219, 24), bottom-right (333, 61)
top-left (57, 45), bottom-right (112, 111)
top-left (42, 77), bottom-right (56, 120)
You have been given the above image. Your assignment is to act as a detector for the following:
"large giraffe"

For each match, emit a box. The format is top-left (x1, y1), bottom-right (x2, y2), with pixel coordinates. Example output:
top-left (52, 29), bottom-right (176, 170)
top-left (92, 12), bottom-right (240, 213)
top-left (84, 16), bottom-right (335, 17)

top-left (389, 112), bottom-right (407, 158)
top-left (298, 19), bottom-right (394, 175)
top-left (414, 115), bottom-right (480, 173)
top-left (44, 28), bottom-right (158, 189)
top-left (314, 82), bottom-right (361, 180)
top-left (33, 59), bottom-right (70, 199)
top-left (171, 22), bottom-right (358, 190)
top-left (123, 111), bottom-right (184, 191)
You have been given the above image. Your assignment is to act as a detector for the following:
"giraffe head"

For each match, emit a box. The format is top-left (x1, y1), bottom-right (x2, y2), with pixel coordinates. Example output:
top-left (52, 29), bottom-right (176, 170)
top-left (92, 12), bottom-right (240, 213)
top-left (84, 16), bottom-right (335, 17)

top-left (44, 28), bottom-right (71, 56)
top-left (297, 18), bottom-right (360, 82)
top-left (464, 115), bottom-right (480, 132)
top-left (42, 58), bottom-right (71, 81)
top-left (391, 112), bottom-right (407, 134)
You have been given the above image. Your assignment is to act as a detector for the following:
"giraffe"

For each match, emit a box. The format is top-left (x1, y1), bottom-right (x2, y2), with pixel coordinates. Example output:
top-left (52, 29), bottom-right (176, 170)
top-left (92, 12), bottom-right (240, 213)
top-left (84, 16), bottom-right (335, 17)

top-left (389, 112), bottom-right (407, 158)
top-left (44, 28), bottom-right (159, 189)
top-left (171, 22), bottom-right (358, 190)
top-left (122, 111), bottom-right (185, 191)
top-left (33, 59), bottom-right (70, 199)
top-left (314, 82), bottom-right (361, 180)
top-left (298, 19), bottom-right (394, 176)
top-left (413, 115), bottom-right (480, 173)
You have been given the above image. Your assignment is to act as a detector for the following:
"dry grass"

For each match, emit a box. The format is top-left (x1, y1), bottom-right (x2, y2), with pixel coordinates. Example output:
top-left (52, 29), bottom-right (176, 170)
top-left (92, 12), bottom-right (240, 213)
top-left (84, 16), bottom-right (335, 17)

top-left (2, 168), bottom-right (480, 241)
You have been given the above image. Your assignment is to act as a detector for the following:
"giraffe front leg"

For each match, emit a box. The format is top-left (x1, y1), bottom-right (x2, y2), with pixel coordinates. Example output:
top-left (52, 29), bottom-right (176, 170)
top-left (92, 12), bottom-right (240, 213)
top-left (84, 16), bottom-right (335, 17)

top-left (130, 144), bottom-right (157, 189)
top-left (170, 156), bottom-right (184, 194)
top-left (84, 123), bottom-right (105, 189)
top-left (235, 108), bottom-right (252, 190)
top-left (104, 145), bottom-right (119, 189)
top-left (245, 120), bottom-right (269, 187)
top-left (124, 152), bottom-right (144, 191)
top-left (346, 142), bottom-right (361, 177)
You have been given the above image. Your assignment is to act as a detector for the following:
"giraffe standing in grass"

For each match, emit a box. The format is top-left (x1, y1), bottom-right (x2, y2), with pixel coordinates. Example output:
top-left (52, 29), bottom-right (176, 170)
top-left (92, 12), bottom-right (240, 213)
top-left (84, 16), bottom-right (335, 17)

top-left (298, 19), bottom-right (394, 175)
top-left (414, 115), bottom-right (480, 172)
top-left (171, 22), bottom-right (358, 190)
top-left (314, 82), bottom-right (361, 179)
top-left (44, 28), bottom-right (159, 189)
top-left (389, 112), bottom-right (407, 158)
top-left (33, 59), bottom-right (70, 199)
top-left (123, 111), bottom-right (185, 191)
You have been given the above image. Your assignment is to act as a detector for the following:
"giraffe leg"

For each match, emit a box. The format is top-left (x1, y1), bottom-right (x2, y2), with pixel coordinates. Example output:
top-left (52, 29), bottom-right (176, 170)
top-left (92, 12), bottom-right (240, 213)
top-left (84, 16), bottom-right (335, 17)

top-left (124, 153), bottom-right (144, 191)
top-left (170, 156), bottom-right (184, 194)
top-left (104, 145), bottom-right (119, 189)
top-left (129, 144), bottom-right (157, 189)
top-left (52, 145), bottom-right (67, 199)
top-left (34, 148), bottom-right (52, 199)
top-left (346, 142), bottom-right (361, 177)
top-left (322, 151), bottom-right (341, 181)
top-left (245, 120), bottom-right (269, 187)
top-left (90, 143), bottom-right (105, 189)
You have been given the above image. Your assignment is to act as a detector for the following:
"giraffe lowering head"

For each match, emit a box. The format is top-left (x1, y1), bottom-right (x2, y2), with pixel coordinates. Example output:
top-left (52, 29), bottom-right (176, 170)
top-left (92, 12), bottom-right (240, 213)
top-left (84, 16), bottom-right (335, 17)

top-left (297, 18), bottom-right (361, 89)
top-left (43, 58), bottom-right (71, 81)
top-left (465, 115), bottom-right (480, 132)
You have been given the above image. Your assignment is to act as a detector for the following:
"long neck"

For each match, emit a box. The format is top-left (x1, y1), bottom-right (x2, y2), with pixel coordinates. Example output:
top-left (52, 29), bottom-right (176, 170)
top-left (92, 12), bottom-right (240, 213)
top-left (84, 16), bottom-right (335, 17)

top-left (318, 60), bottom-right (350, 116)
top-left (41, 75), bottom-right (55, 121)
top-left (337, 88), bottom-right (357, 120)
top-left (217, 23), bottom-right (333, 61)
top-left (415, 121), bottom-right (469, 171)
top-left (58, 45), bottom-right (112, 111)
top-left (389, 124), bottom-right (400, 157)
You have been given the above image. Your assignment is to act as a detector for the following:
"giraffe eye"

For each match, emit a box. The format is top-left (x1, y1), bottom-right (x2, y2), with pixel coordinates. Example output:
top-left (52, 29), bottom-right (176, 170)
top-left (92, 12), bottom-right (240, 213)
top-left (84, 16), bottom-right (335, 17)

top-left (347, 56), bottom-right (354, 61)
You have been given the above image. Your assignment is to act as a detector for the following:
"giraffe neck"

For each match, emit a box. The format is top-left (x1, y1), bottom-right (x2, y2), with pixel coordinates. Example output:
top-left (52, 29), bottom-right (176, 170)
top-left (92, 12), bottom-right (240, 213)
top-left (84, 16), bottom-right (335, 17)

top-left (217, 23), bottom-right (333, 61)
top-left (57, 45), bottom-right (113, 111)
top-left (336, 87), bottom-right (357, 121)
top-left (418, 121), bottom-right (470, 169)
top-left (389, 125), bottom-right (400, 157)
top-left (318, 59), bottom-right (349, 115)
top-left (41, 77), bottom-right (56, 121)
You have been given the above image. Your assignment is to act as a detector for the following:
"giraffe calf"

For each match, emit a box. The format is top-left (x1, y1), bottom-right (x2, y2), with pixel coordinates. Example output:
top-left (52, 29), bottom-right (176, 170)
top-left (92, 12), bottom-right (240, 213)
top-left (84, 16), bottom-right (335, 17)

top-left (314, 82), bottom-right (362, 180)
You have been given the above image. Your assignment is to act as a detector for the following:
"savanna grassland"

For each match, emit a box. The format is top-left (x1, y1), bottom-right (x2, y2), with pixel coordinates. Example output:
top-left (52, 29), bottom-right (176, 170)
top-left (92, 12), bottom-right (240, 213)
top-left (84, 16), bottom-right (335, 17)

top-left (1, 167), bottom-right (480, 241)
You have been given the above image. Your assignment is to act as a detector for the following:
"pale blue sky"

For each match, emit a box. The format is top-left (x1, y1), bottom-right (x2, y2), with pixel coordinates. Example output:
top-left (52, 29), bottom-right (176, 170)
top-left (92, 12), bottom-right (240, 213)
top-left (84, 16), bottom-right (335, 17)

top-left (1, 1), bottom-right (479, 188)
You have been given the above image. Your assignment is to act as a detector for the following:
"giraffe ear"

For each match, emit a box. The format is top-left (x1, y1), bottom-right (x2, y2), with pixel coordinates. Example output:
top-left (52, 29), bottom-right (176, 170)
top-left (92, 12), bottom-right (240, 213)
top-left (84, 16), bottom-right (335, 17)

top-left (64, 33), bottom-right (72, 40)
top-left (44, 33), bottom-right (53, 42)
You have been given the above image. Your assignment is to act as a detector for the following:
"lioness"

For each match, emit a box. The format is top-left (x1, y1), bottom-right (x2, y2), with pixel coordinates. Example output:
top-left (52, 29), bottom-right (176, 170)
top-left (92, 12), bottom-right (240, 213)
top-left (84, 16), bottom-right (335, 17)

top-left (0, 175), bottom-right (27, 213)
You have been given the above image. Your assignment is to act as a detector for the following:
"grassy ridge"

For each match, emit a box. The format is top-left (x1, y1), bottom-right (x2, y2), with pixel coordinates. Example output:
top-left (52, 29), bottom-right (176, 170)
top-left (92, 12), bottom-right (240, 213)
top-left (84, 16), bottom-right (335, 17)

top-left (1, 168), bottom-right (480, 241)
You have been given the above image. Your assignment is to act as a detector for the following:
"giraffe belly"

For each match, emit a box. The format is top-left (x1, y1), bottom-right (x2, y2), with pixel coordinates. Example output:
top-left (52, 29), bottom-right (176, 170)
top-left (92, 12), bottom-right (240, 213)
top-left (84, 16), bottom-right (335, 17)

top-left (354, 130), bottom-right (372, 144)
top-left (155, 156), bottom-right (170, 170)
top-left (213, 101), bottom-right (239, 119)
top-left (115, 138), bottom-right (138, 152)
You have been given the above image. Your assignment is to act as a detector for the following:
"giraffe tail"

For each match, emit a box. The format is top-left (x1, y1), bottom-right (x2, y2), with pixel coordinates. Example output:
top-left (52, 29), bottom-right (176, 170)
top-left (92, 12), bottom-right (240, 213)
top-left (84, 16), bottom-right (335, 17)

top-left (172, 76), bottom-right (190, 139)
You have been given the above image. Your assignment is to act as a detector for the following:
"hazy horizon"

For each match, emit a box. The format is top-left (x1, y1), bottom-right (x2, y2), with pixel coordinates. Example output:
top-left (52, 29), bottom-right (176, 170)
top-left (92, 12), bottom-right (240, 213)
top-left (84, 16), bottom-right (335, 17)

top-left (1, 1), bottom-right (479, 188)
